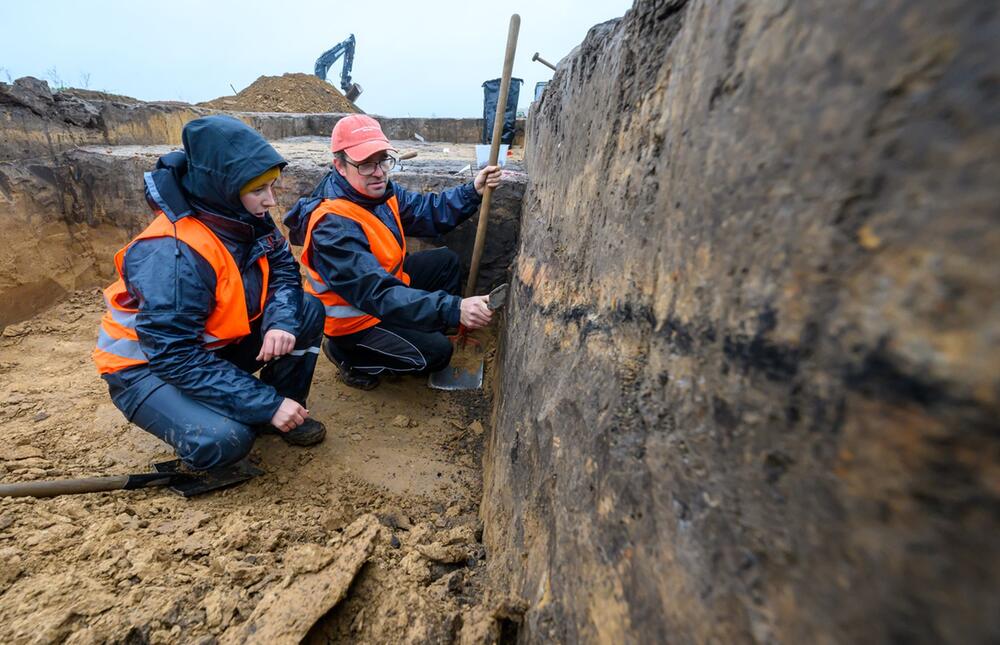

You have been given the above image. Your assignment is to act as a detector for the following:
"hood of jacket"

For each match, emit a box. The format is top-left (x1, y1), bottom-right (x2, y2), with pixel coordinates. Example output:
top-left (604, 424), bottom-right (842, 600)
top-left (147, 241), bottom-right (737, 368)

top-left (144, 115), bottom-right (287, 230)
top-left (284, 167), bottom-right (397, 246)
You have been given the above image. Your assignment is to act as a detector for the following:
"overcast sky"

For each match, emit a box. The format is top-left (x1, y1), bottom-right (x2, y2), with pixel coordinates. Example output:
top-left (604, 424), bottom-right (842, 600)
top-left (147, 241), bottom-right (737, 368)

top-left (1, 0), bottom-right (633, 117)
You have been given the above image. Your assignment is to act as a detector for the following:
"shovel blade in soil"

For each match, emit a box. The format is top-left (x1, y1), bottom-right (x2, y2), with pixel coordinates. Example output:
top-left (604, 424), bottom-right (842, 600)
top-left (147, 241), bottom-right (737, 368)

top-left (428, 363), bottom-right (484, 390)
top-left (153, 458), bottom-right (263, 497)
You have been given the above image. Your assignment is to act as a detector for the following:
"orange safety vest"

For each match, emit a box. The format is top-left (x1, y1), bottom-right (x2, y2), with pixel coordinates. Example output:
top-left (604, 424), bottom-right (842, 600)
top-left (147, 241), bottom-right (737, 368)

top-left (92, 212), bottom-right (269, 375)
top-left (301, 196), bottom-right (411, 336)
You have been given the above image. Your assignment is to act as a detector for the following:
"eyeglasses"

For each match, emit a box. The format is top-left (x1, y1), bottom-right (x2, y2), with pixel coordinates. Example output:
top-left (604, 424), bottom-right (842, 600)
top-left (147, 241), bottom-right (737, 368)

top-left (344, 154), bottom-right (397, 176)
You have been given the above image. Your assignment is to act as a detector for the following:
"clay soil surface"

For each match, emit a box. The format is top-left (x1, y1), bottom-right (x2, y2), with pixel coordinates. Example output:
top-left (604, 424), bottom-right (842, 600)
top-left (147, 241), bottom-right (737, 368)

top-left (0, 291), bottom-right (498, 643)
top-left (199, 73), bottom-right (361, 114)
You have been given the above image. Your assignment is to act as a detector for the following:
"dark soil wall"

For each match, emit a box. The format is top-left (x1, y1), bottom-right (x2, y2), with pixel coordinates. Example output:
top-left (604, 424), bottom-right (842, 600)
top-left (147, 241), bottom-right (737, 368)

top-left (0, 153), bottom-right (152, 329)
top-left (483, 1), bottom-right (999, 642)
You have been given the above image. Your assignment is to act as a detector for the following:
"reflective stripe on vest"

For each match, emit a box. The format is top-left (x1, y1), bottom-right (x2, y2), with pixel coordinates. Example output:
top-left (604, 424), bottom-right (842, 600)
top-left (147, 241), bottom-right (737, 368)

top-left (92, 212), bottom-right (270, 375)
top-left (301, 196), bottom-right (411, 337)
top-left (303, 272), bottom-right (367, 318)
top-left (96, 327), bottom-right (146, 361)
top-left (305, 271), bottom-right (330, 294)
top-left (101, 290), bottom-right (229, 348)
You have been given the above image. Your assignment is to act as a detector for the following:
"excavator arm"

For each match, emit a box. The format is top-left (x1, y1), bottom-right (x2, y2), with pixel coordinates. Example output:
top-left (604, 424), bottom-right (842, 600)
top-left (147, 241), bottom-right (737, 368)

top-left (314, 34), bottom-right (363, 101)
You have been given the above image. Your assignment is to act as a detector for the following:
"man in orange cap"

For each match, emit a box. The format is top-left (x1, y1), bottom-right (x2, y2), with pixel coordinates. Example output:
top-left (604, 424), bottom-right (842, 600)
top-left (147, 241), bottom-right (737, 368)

top-left (284, 115), bottom-right (502, 389)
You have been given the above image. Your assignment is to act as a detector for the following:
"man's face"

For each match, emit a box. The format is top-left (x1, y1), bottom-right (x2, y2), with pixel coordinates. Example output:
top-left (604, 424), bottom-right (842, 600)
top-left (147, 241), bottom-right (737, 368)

top-left (335, 151), bottom-right (391, 198)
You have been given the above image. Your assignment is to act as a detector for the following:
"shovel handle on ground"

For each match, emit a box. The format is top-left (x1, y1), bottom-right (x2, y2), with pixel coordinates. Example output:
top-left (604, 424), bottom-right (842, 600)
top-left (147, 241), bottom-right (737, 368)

top-left (0, 472), bottom-right (182, 498)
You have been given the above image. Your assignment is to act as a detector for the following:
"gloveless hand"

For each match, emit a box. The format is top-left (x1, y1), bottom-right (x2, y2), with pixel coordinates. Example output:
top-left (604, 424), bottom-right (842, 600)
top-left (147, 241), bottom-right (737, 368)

top-left (460, 296), bottom-right (493, 329)
top-left (270, 397), bottom-right (307, 433)
top-left (256, 329), bottom-right (296, 362)
top-left (474, 165), bottom-right (504, 195)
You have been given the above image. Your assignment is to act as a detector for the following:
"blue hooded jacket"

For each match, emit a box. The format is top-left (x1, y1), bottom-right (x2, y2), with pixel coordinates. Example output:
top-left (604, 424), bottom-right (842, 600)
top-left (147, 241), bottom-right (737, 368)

top-left (283, 170), bottom-right (482, 330)
top-left (103, 115), bottom-right (303, 426)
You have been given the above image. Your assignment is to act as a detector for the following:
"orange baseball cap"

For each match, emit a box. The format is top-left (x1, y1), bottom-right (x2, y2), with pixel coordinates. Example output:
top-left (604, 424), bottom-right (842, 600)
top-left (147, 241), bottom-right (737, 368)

top-left (330, 115), bottom-right (396, 161)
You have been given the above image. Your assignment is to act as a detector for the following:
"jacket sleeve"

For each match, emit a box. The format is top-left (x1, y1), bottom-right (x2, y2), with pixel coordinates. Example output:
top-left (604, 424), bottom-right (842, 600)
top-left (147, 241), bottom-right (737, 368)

top-left (123, 237), bottom-right (285, 425)
top-left (394, 182), bottom-right (482, 238)
top-left (308, 215), bottom-right (462, 330)
top-left (260, 232), bottom-right (304, 336)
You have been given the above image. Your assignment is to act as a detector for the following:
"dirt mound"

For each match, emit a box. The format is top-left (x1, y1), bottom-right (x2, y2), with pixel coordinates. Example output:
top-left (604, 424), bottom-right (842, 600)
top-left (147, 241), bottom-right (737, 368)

top-left (199, 73), bottom-right (360, 114)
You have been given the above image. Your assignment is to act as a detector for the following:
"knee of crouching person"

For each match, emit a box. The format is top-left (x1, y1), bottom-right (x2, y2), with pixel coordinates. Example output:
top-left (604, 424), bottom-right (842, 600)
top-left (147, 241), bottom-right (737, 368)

top-left (301, 293), bottom-right (326, 342)
top-left (184, 422), bottom-right (256, 470)
top-left (441, 248), bottom-right (460, 274)
top-left (425, 333), bottom-right (455, 373)
top-left (438, 248), bottom-right (461, 293)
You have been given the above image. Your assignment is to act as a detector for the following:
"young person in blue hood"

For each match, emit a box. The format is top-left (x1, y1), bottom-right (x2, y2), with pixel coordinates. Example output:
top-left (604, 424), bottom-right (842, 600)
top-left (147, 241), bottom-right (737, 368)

top-left (284, 115), bottom-right (503, 390)
top-left (93, 115), bottom-right (326, 470)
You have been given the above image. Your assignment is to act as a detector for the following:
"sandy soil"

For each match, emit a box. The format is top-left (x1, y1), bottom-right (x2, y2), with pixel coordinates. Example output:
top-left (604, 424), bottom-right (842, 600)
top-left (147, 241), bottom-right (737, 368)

top-left (0, 290), bottom-right (501, 643)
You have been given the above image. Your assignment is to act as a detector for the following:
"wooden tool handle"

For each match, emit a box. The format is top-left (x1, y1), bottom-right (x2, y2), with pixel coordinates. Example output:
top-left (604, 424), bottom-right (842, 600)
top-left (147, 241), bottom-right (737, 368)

top-left (0, 472), bottom-right (177, 498)
top-left (0, 475), bottom-right (131, 498)
top-left (465, 14), bottom-right (520, 298)
top-left (532, 52), bottom-right (557, 71)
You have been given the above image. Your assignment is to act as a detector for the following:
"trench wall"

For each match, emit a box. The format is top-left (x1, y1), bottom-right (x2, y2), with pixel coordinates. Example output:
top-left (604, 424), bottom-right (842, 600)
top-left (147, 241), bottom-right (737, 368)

top-left (483, 1), bottom-right (1000, 643)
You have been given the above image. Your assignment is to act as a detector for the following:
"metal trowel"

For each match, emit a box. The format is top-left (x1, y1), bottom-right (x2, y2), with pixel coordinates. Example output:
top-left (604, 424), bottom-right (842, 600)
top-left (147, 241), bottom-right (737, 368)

top-left (428, 283), bottom-right (508, 391)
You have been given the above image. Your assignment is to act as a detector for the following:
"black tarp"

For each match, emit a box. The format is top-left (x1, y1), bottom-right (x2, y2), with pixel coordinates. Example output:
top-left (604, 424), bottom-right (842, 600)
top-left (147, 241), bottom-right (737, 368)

top-left (481, 77), bottom-right (523, 145)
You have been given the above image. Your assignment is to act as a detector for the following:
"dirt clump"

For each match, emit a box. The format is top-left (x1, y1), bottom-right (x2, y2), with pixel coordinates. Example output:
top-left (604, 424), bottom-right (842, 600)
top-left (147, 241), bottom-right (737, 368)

top-left (199, 73), bottom-right (361, 114)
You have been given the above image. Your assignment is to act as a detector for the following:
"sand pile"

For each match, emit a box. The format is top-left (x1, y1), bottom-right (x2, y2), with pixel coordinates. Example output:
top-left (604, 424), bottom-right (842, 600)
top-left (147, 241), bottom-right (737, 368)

top-left (199, 73), bottom-right (361, 114)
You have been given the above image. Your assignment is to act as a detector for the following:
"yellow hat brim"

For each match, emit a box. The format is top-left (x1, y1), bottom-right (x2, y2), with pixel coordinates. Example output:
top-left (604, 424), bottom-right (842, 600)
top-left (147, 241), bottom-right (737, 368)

top-left (240, 166), bottom-right (281, 196)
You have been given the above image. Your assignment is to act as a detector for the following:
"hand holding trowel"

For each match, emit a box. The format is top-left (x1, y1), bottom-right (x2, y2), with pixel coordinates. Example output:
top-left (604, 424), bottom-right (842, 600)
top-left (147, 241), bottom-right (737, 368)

top-left (429, 283), bottom-right (509, 390)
